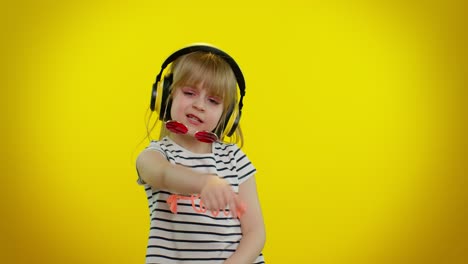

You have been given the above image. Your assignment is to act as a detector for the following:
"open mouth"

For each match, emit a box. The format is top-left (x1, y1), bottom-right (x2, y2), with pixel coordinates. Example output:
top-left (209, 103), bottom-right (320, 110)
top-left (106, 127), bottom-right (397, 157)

top-left (187, 114), bottom-right (203, 123)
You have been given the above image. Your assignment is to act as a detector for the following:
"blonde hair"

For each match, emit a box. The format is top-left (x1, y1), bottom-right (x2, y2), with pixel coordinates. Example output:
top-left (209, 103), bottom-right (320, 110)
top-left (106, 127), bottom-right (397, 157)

top-left (146, 51), bottom-right (244, 146)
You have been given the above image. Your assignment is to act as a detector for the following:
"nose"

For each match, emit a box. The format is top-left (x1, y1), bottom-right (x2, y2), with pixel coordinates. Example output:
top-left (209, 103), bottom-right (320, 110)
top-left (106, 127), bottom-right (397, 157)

top-left (192, 97), bottom-right (205, 111)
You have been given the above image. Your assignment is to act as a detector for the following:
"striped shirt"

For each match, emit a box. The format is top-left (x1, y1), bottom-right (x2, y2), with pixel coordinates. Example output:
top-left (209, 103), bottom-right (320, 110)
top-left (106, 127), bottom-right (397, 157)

top-left (138, 137), bottom-right (265, 264)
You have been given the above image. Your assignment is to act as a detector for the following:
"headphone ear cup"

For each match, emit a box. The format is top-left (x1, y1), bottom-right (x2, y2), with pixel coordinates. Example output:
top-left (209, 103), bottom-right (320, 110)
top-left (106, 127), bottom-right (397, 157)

top-left (233, 114), bottom-right (241, 136)
top-left (221, 103), bottom-right (240, 138)
top-left (150, 81), bottom-right (158, 112)
top-left (159, 74), bottom-right (173, 121)
top-left (226, 112), bottom-right (240, 137)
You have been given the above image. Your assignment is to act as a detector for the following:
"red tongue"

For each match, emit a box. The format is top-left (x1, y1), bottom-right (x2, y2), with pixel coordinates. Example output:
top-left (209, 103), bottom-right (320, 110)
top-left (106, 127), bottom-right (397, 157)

top-left (195, 131), bottom-right (218, 143)
top-left (165, 120), bottom-right (188, 134)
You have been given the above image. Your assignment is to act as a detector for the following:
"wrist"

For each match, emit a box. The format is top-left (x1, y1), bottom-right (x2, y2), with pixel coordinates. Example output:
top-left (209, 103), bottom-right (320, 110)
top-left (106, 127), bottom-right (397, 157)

top-left (200, 174), bottom-right (215, 191)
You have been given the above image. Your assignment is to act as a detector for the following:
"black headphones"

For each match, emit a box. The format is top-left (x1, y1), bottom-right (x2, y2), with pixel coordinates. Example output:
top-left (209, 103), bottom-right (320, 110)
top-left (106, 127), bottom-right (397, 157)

top-left (150, 44), bottom-right (246, 138)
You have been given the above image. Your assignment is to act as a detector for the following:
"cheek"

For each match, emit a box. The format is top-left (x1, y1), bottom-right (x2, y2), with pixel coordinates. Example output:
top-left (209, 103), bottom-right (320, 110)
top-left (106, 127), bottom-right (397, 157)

top-left (169, 98), bottom-right (183, 118)
top-left (212, 108), bottom-right (224, 123)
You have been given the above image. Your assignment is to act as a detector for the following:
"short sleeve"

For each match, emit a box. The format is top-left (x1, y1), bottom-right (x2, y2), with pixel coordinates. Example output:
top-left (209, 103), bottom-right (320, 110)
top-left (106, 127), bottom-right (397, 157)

top-left (233, 146), bottom-right (257, 185)
top-left (145, 140), bottom-right (168, 158)
top-left (136, 140), bottom-right (168, 185)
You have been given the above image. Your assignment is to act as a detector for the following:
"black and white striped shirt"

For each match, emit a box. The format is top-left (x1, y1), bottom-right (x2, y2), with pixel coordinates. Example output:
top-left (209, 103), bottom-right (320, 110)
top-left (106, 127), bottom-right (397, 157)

top-left (138, 137), bottom-right (265, 264)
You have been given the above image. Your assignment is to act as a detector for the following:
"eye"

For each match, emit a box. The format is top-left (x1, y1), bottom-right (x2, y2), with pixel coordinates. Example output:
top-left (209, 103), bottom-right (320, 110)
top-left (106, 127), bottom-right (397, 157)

top-left (181, 87), bottom-right (196, 97)
top-left (208, 97), bottom-right (221, 105)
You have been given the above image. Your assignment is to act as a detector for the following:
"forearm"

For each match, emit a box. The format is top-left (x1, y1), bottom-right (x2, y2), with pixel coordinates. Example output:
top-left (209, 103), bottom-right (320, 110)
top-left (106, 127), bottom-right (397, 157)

top-left (137, 150), bottom-right (209, 194)
top-left (225, 229), bottom-right (265, 264)
top-left (160, 163), bottom-right (209, 194)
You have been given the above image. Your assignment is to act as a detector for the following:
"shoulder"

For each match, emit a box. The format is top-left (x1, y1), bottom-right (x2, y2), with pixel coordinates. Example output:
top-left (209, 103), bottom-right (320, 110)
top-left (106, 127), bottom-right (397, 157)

top-left (214, 142), bottom-right (255, 176)
top-left (214, 141), bottom-right (250, 160)
top-left (145, 137), bottom-right (184, 155)
top-left (139, 138), bottom-right (169, 160)
top-left (213, 141), bottom-right (241, 157)
top-left (147, 137), bottom-right (171, 149)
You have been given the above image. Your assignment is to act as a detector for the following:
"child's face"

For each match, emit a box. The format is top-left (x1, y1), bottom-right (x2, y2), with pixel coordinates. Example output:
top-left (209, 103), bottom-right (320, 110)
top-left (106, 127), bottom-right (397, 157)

top-left (170, 84), bottom-right (224, 136)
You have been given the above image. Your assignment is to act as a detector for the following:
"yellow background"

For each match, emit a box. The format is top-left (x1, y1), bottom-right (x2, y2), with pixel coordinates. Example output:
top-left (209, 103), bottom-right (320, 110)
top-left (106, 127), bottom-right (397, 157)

top-left (1, 1), bottom-right (467, 263)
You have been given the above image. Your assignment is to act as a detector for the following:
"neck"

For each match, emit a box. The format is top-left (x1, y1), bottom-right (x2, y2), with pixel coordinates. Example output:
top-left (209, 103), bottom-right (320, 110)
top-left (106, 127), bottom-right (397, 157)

top-left (169, 133), bottom-right (212, 154)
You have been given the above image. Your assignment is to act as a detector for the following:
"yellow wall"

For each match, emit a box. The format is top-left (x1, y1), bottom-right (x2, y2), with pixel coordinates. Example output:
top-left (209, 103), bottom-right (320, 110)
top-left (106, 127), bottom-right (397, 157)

top-left (1, 1), bottom-right (466, 263)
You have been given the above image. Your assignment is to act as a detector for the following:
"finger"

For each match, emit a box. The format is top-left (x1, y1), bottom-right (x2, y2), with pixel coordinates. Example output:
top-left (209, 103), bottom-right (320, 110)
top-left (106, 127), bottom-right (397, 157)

top-left (218, 184), bottom-right (232, 209)
top-left (197, 199), bottom-right (206, 213)
top-left (209, 192), bottom-right (221, 211)
top-left (229, 198), bottom-right (237, 219)
top-left (229, 194), bottom-right (241, 218)
top-left (219, 188), bottom-right (231, 209)
top-left (201, 193), bottom-right (213, 211)
top-left (214, 190), bottom-right (224, 210)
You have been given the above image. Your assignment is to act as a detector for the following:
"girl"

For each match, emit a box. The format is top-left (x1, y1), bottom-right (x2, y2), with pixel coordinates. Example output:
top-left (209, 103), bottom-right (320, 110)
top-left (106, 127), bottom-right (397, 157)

top-left (136, 44), bottom-right (266, 264)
